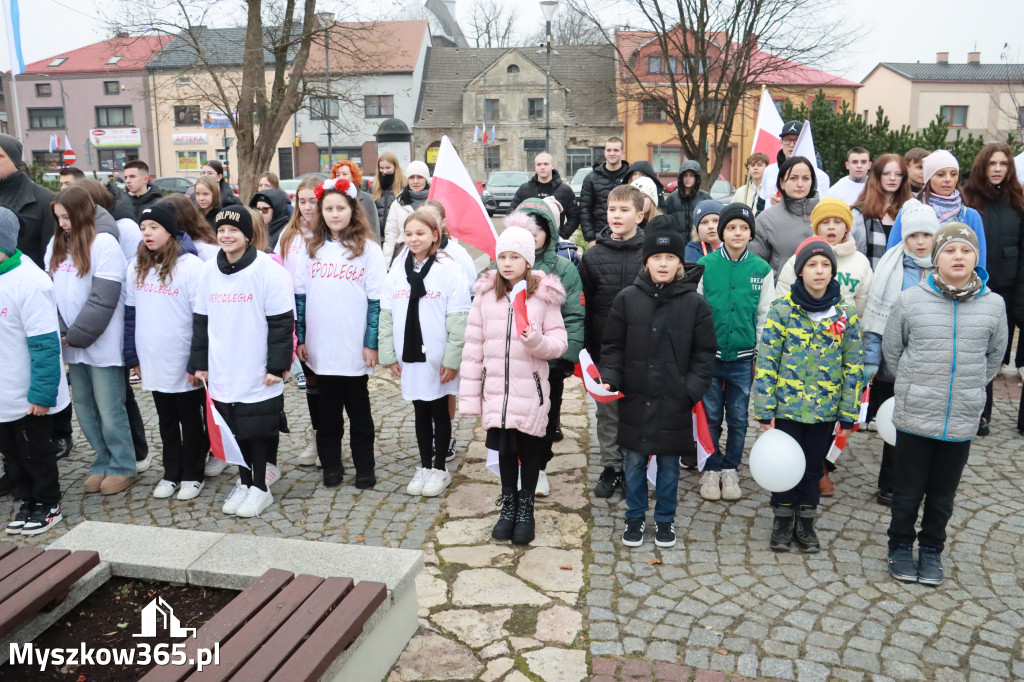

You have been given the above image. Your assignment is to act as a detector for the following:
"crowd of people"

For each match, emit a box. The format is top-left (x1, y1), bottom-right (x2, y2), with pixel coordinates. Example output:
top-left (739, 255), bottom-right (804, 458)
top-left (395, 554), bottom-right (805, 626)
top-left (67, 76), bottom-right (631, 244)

top-left (0, 127), bottom-right (1021, 587)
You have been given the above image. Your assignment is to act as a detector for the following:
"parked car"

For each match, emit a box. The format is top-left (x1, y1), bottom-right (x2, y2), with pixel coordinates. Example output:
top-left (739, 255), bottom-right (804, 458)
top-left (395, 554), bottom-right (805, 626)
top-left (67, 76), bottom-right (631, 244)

top-left (663, 176), bottom-right (733, 200)
top-left (568, 167), bottom-right (591, 196)
top-left (481, 171), bottom-right (530, 216)
top-left (152, 176), bottom-right (195, 194)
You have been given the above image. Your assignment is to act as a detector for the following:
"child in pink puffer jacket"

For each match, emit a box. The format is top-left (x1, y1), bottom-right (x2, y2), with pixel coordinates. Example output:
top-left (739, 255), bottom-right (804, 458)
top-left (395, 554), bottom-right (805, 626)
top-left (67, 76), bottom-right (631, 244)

top-left (460, 227), bottom-right (568, 545)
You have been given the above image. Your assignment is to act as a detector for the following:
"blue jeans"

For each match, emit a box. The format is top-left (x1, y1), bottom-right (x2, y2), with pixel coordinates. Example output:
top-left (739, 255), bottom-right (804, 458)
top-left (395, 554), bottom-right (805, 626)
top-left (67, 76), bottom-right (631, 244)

top-left (702, 357), bottom-right (753, 472)
top-left (69, 364), bottom-right (137, 477)
top-left (623, 449), bottom-right (679, 522)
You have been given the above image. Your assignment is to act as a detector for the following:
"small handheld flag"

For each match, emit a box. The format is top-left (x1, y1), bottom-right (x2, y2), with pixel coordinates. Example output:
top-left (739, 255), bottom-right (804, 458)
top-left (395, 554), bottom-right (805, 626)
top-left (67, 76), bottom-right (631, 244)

top-left (576, 349), bottom-right (622, 403)
top-left (203, 382), bottom-right (249, 469)
top-left (511, 280), bottom-right (529, 336)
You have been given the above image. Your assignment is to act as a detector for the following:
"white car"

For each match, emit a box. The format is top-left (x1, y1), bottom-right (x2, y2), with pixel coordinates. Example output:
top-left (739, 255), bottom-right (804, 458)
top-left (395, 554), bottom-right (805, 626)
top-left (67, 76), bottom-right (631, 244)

top-left (568, 167), bottom-right (591, 196)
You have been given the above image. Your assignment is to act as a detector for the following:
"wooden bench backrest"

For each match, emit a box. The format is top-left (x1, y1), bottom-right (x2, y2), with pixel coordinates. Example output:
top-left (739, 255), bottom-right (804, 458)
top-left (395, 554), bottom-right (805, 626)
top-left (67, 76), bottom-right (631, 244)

top-left (0, 542), bottom-right (99, 639)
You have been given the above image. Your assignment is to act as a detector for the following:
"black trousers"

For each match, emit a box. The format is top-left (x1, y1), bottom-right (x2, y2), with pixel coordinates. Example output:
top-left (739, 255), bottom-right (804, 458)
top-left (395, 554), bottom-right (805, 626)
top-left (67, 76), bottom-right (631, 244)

top-left (887, 430), bottom-right (970, 552)
top-left (316, 375), bottom-right (375, 476)
top-left (52, 403), bottom-right (73, 441)
top-left (413, 397), bottom-right (450, 470)
top-left (770, 419), bottom-right (834, 508)
top-left (869, 379), bottom-right (898, 493)
top-left (152, 389), bottom-right (208, 484)
top-left (212, 399), bottom-right (278, 492)
top-left (124, 368), bottom-right (149, 460)
top-left (489, 429), bottom-right (546, 495)
top-left (539, 361), bottom-right (571, 471)
top-left (0, 414), bottom-right (61, 505)
top-left (301, 361), bottom-right (320, 432)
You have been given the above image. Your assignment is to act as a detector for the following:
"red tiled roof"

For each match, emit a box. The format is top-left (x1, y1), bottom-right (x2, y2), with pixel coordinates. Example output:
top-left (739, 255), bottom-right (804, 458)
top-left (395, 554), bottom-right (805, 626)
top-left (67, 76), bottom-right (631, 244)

top-left (21, 35), bottom-right (172, 75)
top-left (615, 29), bottom-right (859, 88)
top-left (304, 20), bottom-right (430, 75)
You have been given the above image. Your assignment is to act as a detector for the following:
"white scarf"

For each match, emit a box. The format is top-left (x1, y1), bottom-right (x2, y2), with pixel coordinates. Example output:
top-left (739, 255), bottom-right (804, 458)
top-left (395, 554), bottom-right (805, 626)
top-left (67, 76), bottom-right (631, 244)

top-left (861, 246), bottom-right (931, 335)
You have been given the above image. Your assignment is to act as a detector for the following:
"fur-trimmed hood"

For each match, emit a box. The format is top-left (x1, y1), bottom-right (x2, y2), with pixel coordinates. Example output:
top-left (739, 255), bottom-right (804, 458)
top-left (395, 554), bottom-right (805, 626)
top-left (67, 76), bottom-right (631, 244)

top-left (472, 269), bottom-right (566, 307)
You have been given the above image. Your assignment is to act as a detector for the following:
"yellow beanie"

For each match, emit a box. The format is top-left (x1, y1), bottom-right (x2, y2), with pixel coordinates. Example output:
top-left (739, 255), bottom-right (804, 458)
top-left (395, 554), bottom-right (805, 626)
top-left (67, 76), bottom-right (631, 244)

top-left (811, 197), bottom-right (853, 235)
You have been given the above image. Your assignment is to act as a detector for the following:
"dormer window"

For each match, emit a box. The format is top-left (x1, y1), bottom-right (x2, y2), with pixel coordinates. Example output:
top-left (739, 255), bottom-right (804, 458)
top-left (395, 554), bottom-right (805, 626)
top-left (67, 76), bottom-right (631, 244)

top-left (507, 64), bottom-right (520, 74)
top-left (48, 58), bottom-right (67, 67)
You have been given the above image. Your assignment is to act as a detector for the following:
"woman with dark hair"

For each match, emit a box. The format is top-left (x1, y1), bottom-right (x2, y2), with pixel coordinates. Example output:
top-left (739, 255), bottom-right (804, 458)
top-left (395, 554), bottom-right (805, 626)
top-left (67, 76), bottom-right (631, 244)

top-left (750, 156), bottom-right (820, 276)
top-left (199, 161), bottom-right (241, 206)
top-left (963, 142), bottom-right (1024, 434)
top-left (851, 154), bottom-right (913, 267)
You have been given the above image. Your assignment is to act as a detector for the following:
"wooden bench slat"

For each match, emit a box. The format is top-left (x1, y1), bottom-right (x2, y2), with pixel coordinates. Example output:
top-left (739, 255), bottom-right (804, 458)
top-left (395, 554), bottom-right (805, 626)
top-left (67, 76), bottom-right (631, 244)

top-left (186, 574), bottom-right (324, 682)
top-left (225, 577), bottom-right (354, 682)
top-left (267, 581), bottom-right (387, 682)
top-left (0, 549), bottom-right (70, 604)
top-left (0, 546), bottom-right (43, 585)
top-left (140, 568), bottom-right (295, 682)
top-left (0, 550), bottom-right (99, 639)
top-left (0, 543), bottom-right (21, 562)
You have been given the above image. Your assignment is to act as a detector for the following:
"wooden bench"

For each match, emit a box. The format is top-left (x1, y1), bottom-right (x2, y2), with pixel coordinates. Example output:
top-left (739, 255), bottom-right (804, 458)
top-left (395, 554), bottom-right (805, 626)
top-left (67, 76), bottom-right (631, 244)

top-left (140, 568), bottom-right (388, 682)
top-left (0, 541), bottom-right (100, 639)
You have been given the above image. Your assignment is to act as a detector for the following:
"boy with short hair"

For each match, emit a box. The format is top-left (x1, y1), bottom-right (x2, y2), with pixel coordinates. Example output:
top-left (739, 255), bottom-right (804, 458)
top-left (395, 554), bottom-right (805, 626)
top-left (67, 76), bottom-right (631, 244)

top-left (903, 148), bottom-right (930, 194)
top-left (579, 184), bottom-right (647, 498)
top-left (697, 203), bottom-right (774, 500)
top-left (731, 153), bottom-right (769, 214)
top-left (600, 227), bottom-right (717, 547)
top-left (829, 147), bottom-right (872, 206)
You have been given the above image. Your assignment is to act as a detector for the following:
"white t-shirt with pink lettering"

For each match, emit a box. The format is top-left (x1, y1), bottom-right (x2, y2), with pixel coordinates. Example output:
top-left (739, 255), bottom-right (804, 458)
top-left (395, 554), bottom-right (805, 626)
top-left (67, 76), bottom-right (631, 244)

top-left (126, 254), bottom-right (203, 394)
top-left (195, 251), bottom-right (294, 404)
top-left (273, 224), bottom-right (313, 282)
top-left (294, 239), bottom-right (386, 377)
top-left (382, 253), bottom-right (471, 401)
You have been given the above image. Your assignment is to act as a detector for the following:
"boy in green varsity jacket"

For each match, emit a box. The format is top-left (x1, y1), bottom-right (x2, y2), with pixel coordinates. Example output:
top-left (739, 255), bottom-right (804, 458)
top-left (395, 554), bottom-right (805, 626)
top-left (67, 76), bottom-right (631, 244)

top-left (696, 203), bottom-right (774, 502)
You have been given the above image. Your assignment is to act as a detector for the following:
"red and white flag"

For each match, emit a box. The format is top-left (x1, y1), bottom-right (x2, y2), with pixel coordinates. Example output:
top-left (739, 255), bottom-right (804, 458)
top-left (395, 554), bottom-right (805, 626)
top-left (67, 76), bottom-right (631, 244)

top-left (428, 135), bottom-right (499, 259)
top-left (204, 388), bottom-right (249, 469)
top-left (511, 280), bottom-right (529, 336)
top-left (751, 87), bottom-right (784, 159)
top-left (647, 402), bottom-right (717, 483)
top-left (575, 349), bottom-right (622, 403)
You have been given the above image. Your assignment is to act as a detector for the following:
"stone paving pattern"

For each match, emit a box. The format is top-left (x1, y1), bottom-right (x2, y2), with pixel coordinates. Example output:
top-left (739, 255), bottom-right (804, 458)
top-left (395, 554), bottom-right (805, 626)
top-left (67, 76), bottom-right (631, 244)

top-left (6, 371), bottom-right (1024, 681)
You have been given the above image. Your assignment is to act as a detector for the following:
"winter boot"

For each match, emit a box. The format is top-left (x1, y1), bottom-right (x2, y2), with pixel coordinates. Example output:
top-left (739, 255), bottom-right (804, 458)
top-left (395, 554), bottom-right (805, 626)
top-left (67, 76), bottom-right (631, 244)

top-left (794, 505), bottom-right (820, 553)
top-left (511, 490), bottom-right (536, 544)
top-left (491, 490), bottom-right (518, 541)
top-left (770, 505), bottom-right (795, 551)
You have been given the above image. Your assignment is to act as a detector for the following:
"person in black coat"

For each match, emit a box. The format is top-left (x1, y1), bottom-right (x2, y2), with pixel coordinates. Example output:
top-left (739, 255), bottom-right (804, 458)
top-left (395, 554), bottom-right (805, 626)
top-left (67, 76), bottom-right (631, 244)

top-left (0, 134), bottom-right (56, 268)
top-left (625, 160), bottom-right (665, 208)
top-left (663, 159), bottom-right (713, 237)
top-left (579, 140), bottom-right (630, 244)
top-left (249, 189), bottom-right (291, 251)
top-left (508, 153), bottom-right (580, 239)
top-left (600, 227), bottom-right (717, 547)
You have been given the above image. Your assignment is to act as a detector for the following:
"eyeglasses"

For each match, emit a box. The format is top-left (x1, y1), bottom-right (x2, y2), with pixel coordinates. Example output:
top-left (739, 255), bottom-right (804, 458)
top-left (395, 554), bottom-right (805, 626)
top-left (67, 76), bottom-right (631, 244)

top-left (257, 206), bottom-right (272, 214)
top-left (881, 172), bottom-right (904, 179)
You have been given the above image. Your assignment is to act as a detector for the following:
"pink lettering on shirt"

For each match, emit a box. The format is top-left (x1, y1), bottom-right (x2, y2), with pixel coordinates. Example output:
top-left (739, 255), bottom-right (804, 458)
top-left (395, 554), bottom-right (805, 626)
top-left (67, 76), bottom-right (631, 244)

top-left (208, 292), bottom-right (254, 303)
top-left (392, 289), bottom-right (442, 300)
top-left (56, 262), bottom-right (77, 274)
top-left (309, 262), bottom-right (366, 282)
top-left (136, 282), bottom-right (180, 297)
top-left (0, 307), bottom-right (6, 318)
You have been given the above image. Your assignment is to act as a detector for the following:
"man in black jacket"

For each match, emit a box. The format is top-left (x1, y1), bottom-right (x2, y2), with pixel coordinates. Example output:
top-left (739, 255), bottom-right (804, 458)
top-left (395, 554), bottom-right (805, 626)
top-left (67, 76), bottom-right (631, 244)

top-left (124, 160), bottom-right (162, 222)
top-left (663, 159), bottom-right (712, 237)
top-left (508, 153), bottom-right (580, 239)
top-left (579, 138), bottom-right (630, 246)
top-left (0, 134), bottom-right (56, 268)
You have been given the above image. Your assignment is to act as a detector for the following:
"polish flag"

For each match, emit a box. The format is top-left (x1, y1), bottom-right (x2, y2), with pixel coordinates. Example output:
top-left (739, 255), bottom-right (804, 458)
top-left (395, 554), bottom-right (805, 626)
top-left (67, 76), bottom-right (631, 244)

top-left (428, 135), bottom-right (499, 258)
top-left (751, 87), bottom-right (783, 159)
top-left (646, 402), bottom-right (717, 483)
top-left (205, 388), bottom-right (249, 469)
top-left (574, 349), bottom-right (622, 403)
top-left (511, 280), bottom-right (529, 336)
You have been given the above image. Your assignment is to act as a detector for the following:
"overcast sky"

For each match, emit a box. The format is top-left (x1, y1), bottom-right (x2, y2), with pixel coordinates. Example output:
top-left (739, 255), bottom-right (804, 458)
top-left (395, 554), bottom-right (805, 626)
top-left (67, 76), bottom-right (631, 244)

top-left (2, 0), bottom-right (1022, 82)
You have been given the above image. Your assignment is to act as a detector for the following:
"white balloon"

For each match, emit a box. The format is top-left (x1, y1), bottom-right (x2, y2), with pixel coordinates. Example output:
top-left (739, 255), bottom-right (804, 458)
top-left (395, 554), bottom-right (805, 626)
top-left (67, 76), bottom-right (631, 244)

top-left (748, 428), bottom-right (806, 492)
top-left (875, 397), bottom-right (897, 446)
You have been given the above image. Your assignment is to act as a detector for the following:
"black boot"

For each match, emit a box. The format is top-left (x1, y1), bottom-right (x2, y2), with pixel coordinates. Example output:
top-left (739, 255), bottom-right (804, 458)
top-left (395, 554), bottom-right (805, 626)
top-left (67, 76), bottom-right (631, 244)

top-left (794, 506), bottom-right (820, 553)
top-left (491, 490), bottom-right (517, 541)
top-left (770, 505), bottom-right (795, 551)
top-left (511, 490), bottom-right (536, 545)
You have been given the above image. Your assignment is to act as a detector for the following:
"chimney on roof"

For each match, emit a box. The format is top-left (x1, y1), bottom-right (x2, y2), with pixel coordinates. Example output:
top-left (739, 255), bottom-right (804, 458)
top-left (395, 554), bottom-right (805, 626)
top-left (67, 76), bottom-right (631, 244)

top-left (116, 31), bottom-right (128, 38)
top-left (936, 52), bottom-right (949, 64)
top-left (967, 51), bottom-right (981, 64)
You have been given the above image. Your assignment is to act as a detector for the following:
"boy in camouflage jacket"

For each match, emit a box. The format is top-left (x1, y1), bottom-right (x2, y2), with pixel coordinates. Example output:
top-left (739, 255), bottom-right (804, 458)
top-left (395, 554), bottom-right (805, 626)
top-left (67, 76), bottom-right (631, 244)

top-left (753, 237), bottom-right (863, 553)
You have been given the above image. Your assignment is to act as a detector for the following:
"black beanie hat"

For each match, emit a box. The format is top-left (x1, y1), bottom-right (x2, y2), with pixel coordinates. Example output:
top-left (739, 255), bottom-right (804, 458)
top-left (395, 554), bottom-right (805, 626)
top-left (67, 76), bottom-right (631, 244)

top-left (215, 206), bottom-right (254, 241)
top-left (644, 225), bottom-right (687, 262)
top-left (794, 236), bottom-right (837, 278)
top-left (139, 203), bottom-right (180, 237)
top-left (717, 202), bottom-right (756, 241)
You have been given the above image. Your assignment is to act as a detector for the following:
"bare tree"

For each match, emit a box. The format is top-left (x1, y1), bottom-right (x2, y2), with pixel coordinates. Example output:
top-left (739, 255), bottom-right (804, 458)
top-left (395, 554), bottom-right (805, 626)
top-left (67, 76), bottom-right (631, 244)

top-left (569, 0), bottom-right (858, 187)
top-left (465, 0), bottom-right (520, 48)
top-left (994, 43), bottom-right (1024, 146)
top-left (112, 0), bottom-right (379, 200)
top-left (525, 5), bottom-right (605, 46)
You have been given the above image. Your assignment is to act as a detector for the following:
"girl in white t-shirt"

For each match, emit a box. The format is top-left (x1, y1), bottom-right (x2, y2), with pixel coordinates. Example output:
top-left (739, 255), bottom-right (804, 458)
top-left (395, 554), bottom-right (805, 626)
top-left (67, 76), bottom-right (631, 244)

top-left (164, 192), bottom-right (220, 262)
top-left (191, 207), bottom-right (294, 518)
top-left (380, 211), bottom-right (470, 498)
top-left (294, 178), bottom-right (386, 488)
top-left (47, 185), bottom-right (137, 496)
top-left (275, 176), bottom-right (321, 464)
top-left (124, 203), bottom-right (208, 501)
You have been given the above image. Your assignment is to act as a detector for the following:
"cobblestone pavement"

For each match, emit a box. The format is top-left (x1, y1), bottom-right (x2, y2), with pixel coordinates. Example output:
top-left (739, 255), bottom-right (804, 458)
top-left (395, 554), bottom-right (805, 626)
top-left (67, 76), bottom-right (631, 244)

top-left (5, 372), bottom-right (1024, 681)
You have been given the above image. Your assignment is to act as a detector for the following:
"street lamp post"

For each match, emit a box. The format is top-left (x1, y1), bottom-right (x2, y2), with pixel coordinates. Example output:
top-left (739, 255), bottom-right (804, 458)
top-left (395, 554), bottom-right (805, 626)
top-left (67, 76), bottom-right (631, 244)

top-left (319, 13), bottom-right (336, 172)
top-left (540, 1), bottom-right (559, 153)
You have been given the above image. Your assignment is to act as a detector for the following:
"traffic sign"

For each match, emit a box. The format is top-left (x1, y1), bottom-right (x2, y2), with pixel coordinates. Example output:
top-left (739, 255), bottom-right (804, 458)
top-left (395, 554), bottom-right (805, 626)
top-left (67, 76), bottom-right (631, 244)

top-left (63, 149), bottom-right (77, 165)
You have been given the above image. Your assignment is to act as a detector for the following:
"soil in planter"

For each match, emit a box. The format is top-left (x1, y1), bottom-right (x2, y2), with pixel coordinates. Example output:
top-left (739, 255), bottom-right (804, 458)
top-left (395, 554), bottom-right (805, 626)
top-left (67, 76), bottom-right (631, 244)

top-left (1, 576), bottom-right (238, 682)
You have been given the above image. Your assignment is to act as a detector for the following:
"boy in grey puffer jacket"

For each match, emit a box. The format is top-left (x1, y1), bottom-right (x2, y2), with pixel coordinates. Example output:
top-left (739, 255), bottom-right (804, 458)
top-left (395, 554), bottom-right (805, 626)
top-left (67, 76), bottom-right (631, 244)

top-left (882, 222), bottom-right (1006, 588)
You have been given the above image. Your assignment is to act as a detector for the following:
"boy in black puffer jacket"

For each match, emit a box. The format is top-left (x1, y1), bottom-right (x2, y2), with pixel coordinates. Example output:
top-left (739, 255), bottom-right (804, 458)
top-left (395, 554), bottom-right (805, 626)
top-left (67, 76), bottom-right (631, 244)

top-left (600, 226), bottom-right (717, 548)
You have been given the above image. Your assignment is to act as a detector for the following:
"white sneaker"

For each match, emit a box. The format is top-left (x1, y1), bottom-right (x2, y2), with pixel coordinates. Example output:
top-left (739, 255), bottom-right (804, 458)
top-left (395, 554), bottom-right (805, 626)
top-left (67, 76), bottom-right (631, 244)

top-left (535, 470), bottom-right (550, 497)
top-left (296, 435), bottom-right (318, 466)
top-left (699, 471), bottom-right (722, 501)
top-left (236, 487), bottom-right (273, 518)
top-left (176, 480), bottom-right (205, 500)
top-left (222, 485), bottom-right (249, 514)
top-left (205, 455), bottom-right (228, 477)
top-left (406, 467), bottom-right (430, 495)
top-left (136, 452), bottom-right (155, 474)
top-left (265, 463), bottom-right (281, 487)
top-left (152, 480), bottom-right (179, 499)
top-left (421, 468), bottom-right (452, 497)
top-left (720, 470), bottom-right (742, 500)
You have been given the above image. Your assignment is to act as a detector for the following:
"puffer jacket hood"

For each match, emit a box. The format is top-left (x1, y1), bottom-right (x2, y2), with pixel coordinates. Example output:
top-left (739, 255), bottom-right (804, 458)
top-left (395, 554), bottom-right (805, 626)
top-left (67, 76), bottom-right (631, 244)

top-left (677, 159), bottom-right (703, 186)
top-left (250, 188), bottom-right (291, 250)
top-left (459, 270), bottom-right (569, 437)
top-left (514, 198), bottom-right (559, 258)
top-left (627, 161), bottom-right (664, 193)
